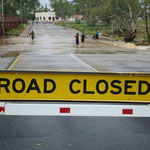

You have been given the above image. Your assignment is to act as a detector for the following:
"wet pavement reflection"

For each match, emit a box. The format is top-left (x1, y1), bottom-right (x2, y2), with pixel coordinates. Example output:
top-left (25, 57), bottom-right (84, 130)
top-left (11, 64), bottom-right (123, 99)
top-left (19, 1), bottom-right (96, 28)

top-left (0, 23), bottom-right (150, 72)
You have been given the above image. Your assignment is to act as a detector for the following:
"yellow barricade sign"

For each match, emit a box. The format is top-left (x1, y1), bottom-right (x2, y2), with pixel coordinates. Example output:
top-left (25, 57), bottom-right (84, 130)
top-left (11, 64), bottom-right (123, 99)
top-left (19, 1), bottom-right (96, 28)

top-left (0, 71), bottom-right (150, 103)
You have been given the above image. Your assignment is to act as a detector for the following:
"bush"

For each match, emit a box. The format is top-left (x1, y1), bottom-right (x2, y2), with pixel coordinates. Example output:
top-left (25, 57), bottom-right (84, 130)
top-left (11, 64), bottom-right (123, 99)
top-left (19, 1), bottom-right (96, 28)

top-left (75, 18), bottom-right (81, 24)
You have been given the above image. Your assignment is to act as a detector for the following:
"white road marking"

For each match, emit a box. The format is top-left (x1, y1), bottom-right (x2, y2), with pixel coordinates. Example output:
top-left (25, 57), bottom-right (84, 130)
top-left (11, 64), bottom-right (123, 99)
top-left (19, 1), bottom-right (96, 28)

top-left (69, 53), bottom-right (97, 72)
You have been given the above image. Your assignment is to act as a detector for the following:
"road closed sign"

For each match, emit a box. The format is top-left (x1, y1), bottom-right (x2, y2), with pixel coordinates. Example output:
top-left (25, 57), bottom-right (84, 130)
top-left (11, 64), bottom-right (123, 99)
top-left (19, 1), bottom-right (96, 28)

top-left (0, 71), bottom-right (150, 103)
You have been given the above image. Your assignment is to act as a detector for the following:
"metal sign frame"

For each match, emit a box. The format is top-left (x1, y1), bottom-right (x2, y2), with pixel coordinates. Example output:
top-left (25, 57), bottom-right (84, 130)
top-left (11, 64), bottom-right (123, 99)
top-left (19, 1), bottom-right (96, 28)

top-left (0, 70), bottom-right (149, 117)
top-left (0, 70), bottom-right (150, 103)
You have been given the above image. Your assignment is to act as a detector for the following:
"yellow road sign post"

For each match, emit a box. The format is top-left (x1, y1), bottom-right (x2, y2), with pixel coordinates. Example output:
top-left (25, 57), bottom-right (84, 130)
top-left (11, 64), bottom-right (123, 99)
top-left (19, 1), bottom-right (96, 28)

top-left (0, 71), bottom-right (150, 103)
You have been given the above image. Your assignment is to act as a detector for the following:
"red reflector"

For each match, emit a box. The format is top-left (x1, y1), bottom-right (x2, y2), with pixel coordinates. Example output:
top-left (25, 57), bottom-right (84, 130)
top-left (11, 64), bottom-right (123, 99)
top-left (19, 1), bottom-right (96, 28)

top-left (60, 108), bottom-right (70, 113)
top-left (122, 109), bottom-right (133, 115)
top-left (0, 107), bottom-right (5, 112)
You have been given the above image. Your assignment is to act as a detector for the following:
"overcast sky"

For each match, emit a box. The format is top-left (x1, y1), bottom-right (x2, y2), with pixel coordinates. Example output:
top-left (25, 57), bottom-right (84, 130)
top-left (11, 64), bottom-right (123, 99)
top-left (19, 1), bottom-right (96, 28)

top-left (40, 0), bottom-right (51, 8)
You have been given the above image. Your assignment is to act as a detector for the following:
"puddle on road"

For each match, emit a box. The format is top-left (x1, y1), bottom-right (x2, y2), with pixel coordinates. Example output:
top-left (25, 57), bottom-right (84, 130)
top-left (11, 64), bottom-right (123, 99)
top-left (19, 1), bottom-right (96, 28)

top-left (0, 51), bottom-right (20, 58)
top-left (0, 36), bottom-right (26, 45)
top-left (0, 38), bottom-right (17, 45)
top-left (0, 36), bottom-right (10, 40)
top-left (28, 40), bottom-right (36, 45)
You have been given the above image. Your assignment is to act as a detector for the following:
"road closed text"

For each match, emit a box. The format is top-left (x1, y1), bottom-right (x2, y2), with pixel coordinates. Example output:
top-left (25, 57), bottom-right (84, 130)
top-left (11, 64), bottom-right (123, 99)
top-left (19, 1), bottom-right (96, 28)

top-left (69, 79), bottom-right (150, 95)
top-left (0, 72), bottom-right (150, 102)
top-left (0, 78), bottom-right (56, 94)
top-left (0, 78), bottom-right (149, 96)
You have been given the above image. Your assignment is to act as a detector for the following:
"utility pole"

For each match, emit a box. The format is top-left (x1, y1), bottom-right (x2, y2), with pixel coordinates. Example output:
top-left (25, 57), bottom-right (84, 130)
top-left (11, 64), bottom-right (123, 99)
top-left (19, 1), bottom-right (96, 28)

top-left (1, 0), bottom-right (5, 36)
top-left (20, 0), bottom-right (22, 24)
top-left (144, 0), bottom-right (150, 43)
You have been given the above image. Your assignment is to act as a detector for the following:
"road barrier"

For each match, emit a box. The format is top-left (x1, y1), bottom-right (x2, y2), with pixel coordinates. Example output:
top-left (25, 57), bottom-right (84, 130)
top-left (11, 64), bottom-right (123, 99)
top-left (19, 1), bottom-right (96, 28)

top-left (0, 70), bottom-right (150, 117)
top-left (0, 14), bottom-right (27, 36)
top-left (0, 102), bottom-right (150, 117)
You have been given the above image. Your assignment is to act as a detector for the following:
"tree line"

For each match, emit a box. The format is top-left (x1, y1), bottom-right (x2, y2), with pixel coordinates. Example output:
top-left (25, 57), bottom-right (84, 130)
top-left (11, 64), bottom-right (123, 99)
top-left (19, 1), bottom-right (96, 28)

top-left (0, 0), bottom-right (44, 20)
top-left (50, 0), bottom-right (150, 42)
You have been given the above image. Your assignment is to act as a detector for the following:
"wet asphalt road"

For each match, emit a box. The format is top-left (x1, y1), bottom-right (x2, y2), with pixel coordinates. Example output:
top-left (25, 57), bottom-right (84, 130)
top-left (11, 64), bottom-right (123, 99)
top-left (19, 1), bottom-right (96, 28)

top-left (3, 23), bottom-right (150, 72)
top-left (0, 116), bottom-right (150, 150)
top-left (0, 24), bottom-right (150, 150)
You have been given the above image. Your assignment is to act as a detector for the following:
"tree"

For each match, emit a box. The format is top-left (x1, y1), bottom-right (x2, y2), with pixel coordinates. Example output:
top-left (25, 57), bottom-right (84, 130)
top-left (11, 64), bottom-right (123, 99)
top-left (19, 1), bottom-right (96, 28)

top-left (19, 0), bottom-right (41, 19)
top-left (1, 0), bottom-right (41, 19)
top-left (141, 0), bottom-right (150, 43)
top-left (45, 4), bottom-right (48, 12)
top-left (36, 5), bottom-right (45, 12)
top-left (2, 0), bottom-right (19, 16)
top-left (52, 0), bottom-right (142, 42)
top-left (71, 0), bottom-right (85, 15)
top-left (72, 0), bottom-right (102, 26)
top-left (50, 0), bottom-right (72, 21)
top-left (98, 0), bottom-right (142, 42)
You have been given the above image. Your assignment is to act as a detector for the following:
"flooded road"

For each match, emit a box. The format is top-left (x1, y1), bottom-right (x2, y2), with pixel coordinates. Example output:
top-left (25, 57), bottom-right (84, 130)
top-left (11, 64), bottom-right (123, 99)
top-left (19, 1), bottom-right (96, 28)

top-left (1, 23), bottom-right (149, 72)
top-left (0, 24), bottom-right (150, 150)
top-left (0, 35), bottom-right (28, 69)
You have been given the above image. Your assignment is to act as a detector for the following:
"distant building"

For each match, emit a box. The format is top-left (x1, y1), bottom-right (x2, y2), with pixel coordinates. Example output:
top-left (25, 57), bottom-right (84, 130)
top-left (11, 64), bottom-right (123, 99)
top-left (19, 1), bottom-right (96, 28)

top-left (68, 15), bottom-right (83, 22)
top-left (35, 12), bottom-right (61, 22)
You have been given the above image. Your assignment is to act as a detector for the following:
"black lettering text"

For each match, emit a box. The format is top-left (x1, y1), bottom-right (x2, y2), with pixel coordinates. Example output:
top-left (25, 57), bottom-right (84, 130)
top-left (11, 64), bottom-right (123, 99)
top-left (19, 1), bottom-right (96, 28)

top-left (110, 80), bottom-right (122, 94)
top-left (125, 80), bottom-right (136, 95)
top-left (12, 78), bottom-right (25, 93)
top-left (96, 80), bottom-right (108, 94)
top-left (69, 79), bottom-right (81, 94)
top-left (83, 80), bottom-right (95, 94)
top-left (26, 79), bottom-right (41, 93)
top-left (44, 79), bottom-right (56, 93)
top-left (0, 78), bottom-right (10, 93)
top-left (138, 81), bottom-right (150, 95)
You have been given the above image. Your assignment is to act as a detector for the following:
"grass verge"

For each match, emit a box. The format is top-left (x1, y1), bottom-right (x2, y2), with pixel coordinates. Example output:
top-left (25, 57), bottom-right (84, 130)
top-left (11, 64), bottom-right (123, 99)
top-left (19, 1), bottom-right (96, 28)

top-left (55, 22), bottom-right (111, 35)
top-left (6, 23), bottom-right (29, 36)
top-left (56, 21), bottom-right (150, 44)
top-left (55, 22), bottom-right (125, 41)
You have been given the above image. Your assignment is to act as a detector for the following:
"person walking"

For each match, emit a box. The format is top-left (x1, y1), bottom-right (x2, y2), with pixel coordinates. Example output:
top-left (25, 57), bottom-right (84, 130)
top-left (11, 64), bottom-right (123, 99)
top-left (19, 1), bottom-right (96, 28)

top-left (81, 31), bottom-right (86, 43)
top-left (96, 30), bottom-right (99, 40)
top-left (29, 30), bottom-right (36, 40)
top-left (75, 33), bottom-right (79, 46)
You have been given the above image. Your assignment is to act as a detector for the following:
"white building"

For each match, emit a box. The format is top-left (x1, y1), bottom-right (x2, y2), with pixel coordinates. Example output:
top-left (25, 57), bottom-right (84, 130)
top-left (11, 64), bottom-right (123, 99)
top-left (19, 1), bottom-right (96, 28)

top-left (35, 12), bottom-right (61, 22)
top-left (68, 15), bottom-right (83, 22)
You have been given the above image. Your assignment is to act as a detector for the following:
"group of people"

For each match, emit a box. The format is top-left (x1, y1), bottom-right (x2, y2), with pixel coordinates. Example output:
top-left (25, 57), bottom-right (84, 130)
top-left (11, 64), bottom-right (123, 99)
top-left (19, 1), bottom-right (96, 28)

top-left (75, 30), bottom-right (99, 46)
top-left (29, 29), bottom-right (99, 45)
top-left (75, 32), bottom-right (86, 45)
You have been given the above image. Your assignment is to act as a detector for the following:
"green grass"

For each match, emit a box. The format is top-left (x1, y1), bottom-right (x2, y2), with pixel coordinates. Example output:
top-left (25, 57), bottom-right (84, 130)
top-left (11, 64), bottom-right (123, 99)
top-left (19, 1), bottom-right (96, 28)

top-left (55, 22), bottom-right (111, 35)
top-left (136, 30), bottom-right (146, 34)
top-left (136, 20), bottom-right (150, 26)
top-left (56, 21), bottom-right (150, 43)
top-left (6, 23), bottom-right (29, 36)
top-left (136, 20), bottom-right (144, 26)
top-left (56, 22), bottom-right (124, 41)
top-left (135, 36), bottom-right (148, 41)
top-left (112, 35), bottom-right (124, 41)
